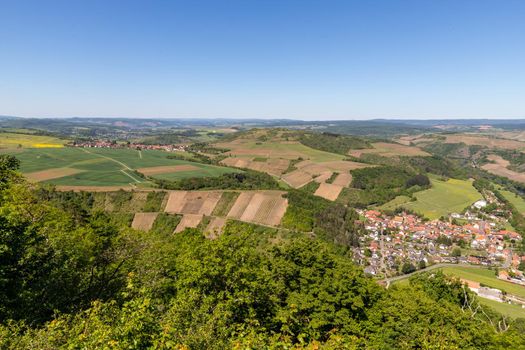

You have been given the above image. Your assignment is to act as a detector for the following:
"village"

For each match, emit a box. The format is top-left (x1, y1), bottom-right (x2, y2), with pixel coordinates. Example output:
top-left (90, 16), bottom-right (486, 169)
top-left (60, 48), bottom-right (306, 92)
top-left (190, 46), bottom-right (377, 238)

top-left (355, 202), bottom-right (525, 280)
top-left (354, 202), bottom-right (525, 307)
top-left (69, 139), bottom-right (188, 152)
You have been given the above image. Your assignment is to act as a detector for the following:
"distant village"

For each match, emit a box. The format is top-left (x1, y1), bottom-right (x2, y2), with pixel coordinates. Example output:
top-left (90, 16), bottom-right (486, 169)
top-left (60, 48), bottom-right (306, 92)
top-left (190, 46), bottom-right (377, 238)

top-left (69, 140), bottom-right (187, 152)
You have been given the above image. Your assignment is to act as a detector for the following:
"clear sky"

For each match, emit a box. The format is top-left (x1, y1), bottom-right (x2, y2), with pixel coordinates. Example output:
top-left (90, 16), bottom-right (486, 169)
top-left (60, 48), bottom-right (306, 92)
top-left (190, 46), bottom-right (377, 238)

top-left (1, 0), bottom-right (524, 120)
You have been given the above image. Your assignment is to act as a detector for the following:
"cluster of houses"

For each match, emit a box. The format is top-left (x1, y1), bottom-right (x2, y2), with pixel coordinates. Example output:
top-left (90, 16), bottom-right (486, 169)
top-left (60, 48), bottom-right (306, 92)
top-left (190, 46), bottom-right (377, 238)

top-left (355, 208), bottom-right (524, 283)
top-left (70, 140), bottom-right (187, 152)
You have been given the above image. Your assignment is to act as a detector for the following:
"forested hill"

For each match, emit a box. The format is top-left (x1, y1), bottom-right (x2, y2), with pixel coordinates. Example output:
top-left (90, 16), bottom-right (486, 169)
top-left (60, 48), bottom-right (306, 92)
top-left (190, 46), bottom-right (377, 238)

top-left (0, 154), bottom-right (524, 349)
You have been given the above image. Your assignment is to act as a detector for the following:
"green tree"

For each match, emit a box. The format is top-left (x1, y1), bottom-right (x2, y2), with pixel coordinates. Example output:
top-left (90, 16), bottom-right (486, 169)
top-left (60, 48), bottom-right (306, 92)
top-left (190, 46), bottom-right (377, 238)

top-left (451, 247), bottom-right (462, 257)
top-left (401, 262), bottom-right (416, 274)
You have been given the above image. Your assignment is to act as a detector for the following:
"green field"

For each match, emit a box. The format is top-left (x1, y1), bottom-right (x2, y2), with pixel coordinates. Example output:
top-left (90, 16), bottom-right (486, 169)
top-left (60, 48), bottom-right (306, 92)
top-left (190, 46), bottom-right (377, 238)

top-left (392, 266), bottom-right (525, 318)
top-left (439, 266), bottom-right (525, 299)
top-left (477, 298), bottom-right (525, 319)
top-left (499, 188), bottom-right (525, 214)
top-left (0, 132), bottom-right (67, 148)
top-left (237, 140), bottom-right (345, 162)
top-left (380, 177), bottom-right (482, 219)
top-left (0, 147), bottom-right (238, 187)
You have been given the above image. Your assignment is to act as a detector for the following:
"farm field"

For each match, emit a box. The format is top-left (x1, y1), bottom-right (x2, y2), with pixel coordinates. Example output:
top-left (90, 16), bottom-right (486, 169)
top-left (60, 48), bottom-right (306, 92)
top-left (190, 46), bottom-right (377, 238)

top-left (444, 134), bottom-right (525, 150)
top-left (477, 297), bottom-right (525, 319)
top-left (439, 266), bottom-right (525, 300)
top-left (131, 212), bottom-right (159, 231)
top-left (0, 131), bottom-right (67, 148)
top-left (380, 177), bottom-right (482, 219)
top-left (175, 214), bottom-right (203, 233)
top-left (498, 188), bottom-right (525, 214)
top-left (314, 183), bottom-right (343, 201)
top-left (217, 138), bottom-right (345, 162)
top-left (348, 142), bottom-right (430, 158)
top-left (164, 190), bottom-right (288, 227)
top-left (482, 155), bottom-right (525, 183)
top-left (0, 147), bottom-right (237, 187)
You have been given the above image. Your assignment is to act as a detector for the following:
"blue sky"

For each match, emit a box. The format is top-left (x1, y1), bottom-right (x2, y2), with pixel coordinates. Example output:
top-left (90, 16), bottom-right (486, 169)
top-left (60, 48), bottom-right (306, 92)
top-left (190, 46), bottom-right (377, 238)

top-left (1, 0), bottom-right (524, 119)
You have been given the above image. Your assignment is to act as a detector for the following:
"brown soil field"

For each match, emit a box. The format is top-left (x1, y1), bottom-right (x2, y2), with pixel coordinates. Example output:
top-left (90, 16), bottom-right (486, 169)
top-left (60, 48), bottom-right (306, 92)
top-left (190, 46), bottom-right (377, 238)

top-left (164, 191), bottom-right (188, 213)
top-left (205, 217), bottom-right (227, 239)
top-left (496, 131), bottom-right (525, 142)
top-left (348, 142), bottom-right (429, 158)
top-left (227, 192), bottom-right (255, 218)
top-left (282, 170), bottom-right (312, 188)
top-left (26, 167), bottom-right (84, 182)
top-left (199, 192), bottom-right (223, 215)
top-left (174, 214), bottom-right (203, 233)
top-left (131, 212), bottom-right (158, 231)
top-left (332, 173), bottom-right (353, 187)
top-left (165, 191), bottom-right (222, 215)
top-left (298, 162), bottom-right (333, 176)
top-left (221, 157), bottom-right (290, 176)
top-left (320, 161), bottom-right (372, 172)
top-left (445, 135), bottom-right (525, 150)
top-left (137, 164), bottom-right (199, 176)
top-left (314, 183), bottom-right (343, 201)
top-left (248, 158), bottom-right (289, 176)
top-left (482, 155), bottom-right (525, 183)
top-left (313, 171), bottom-right (333, 183)
top-left (240, 193), bottom-right (266, 222)
top-left (227, 191), bottom-right (288, 226)
top-left (253, 194), bottom-right (288, 226)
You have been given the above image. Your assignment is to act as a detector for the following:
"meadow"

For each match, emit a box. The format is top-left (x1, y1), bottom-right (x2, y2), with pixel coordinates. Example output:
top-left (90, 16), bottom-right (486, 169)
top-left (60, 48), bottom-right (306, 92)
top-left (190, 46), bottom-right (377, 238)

top-left (477, 297), bottom-right (525, 319)
top-left (499, 188), bottom-right (525, 214)
top-left (392, 266), bottom-right (525, 318)
top-left (380, 177), bottom-right (482, 219)
top-left (0, 147), bottom-right (237, 187)
top-left (439, 266), bottom-right (525, 299)
top-left (217, 136), bottom-right (345, 162)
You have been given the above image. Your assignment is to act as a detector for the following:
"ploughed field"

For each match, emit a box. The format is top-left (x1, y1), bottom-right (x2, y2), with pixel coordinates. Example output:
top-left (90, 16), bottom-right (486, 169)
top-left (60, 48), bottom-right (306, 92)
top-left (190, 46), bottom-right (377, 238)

top-left (0, 147), bottom-right (237, 188)
top-left (482, 155), bottom-right (525, 184)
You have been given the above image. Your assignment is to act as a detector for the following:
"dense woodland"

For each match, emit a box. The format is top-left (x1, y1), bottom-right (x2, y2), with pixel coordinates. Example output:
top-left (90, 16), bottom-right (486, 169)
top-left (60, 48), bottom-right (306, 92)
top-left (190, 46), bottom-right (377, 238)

top-left (2, 153), bottom-right (525, 348)
top-left (152, 169), bottom-right (281, 191)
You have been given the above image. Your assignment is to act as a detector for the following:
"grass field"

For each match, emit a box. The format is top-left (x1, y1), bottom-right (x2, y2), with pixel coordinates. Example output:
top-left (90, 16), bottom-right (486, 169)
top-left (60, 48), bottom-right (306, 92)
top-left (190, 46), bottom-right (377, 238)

top-left (1, 147), bottom-right (237, 187)
top-left (392, 266), bottom-right (525, 318)
top-left (477, 298), bottom-right (525, 319)
top-left (217, 138), bottom-right (345, 162)
top-left (0, 132), bottom-right (67, 148)
top-left (499, 188), bottom-right (525, 214)
top-left (439, 266), bottom-right (525, 299)
top-left (380, 177), bottom-right (482, 219)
